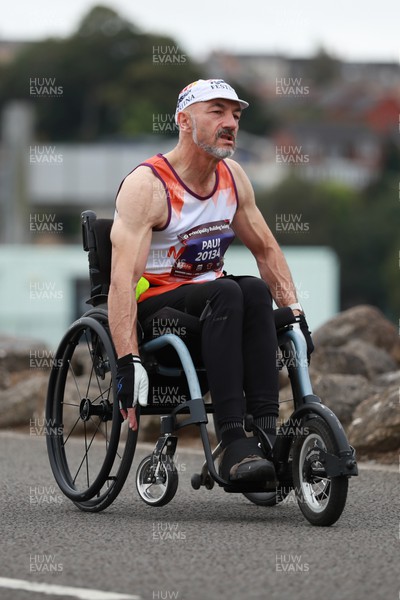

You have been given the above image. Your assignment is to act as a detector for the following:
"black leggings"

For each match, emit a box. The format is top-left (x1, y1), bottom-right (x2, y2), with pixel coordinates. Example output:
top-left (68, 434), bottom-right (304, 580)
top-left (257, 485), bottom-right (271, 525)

top-left (138, 276), bottom-right (279, 429)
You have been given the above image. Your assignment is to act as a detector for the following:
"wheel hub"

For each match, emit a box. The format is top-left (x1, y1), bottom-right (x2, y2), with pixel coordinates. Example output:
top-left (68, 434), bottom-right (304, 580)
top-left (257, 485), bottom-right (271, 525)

top-left (80, 398), bottom-right (91, 421)
top-left (303, 443), bottom-right (327, 482)
top-left (79, 398), bottom-right (113, 422)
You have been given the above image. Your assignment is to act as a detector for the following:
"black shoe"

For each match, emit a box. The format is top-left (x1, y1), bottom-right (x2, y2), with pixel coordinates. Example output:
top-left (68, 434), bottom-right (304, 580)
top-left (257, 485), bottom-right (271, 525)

top-left (229, 454), bottom-right (275, 483)
top-left (219, 436), bottom-right (276, 487)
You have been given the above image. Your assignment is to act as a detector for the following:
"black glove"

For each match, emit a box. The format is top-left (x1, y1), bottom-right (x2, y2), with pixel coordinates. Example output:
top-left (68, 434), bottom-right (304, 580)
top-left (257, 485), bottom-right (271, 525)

top-left (116, 353), bottom-right (148, 412)
top-left (298, 314), bottom-right (314, 362)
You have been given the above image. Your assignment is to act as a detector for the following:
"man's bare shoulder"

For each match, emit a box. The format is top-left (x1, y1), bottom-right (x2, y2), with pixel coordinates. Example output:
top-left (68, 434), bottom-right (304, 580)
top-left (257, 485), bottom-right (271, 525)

top-left (119, 165), bottom-right (165, 199)
top-left (116, 165), bottom-right (167, 228)
top-left (224, 158), bottom-right (254, 201)
top-left (224, 157), bottom-right (244, 175)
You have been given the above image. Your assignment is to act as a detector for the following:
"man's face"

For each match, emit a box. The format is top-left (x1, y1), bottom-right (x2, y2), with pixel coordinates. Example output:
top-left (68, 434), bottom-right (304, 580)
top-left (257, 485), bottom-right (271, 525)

top-left (183, 99), bottom-right (241, 159)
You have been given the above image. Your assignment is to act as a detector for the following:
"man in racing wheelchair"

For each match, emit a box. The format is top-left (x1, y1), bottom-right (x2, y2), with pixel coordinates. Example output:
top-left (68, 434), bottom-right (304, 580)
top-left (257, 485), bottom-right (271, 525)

top-left (108, 78), bottom-right (313, 488)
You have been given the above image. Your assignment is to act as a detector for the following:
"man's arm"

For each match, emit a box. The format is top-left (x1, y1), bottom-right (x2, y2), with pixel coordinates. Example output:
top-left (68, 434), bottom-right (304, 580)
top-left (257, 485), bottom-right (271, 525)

top-left (108, 167), bottom-right (166, 428)
top-left (228, 160), bottom-right (299, 310)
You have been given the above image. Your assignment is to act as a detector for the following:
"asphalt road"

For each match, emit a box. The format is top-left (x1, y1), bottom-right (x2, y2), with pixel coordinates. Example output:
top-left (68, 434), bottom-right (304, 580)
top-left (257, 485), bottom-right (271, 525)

top-left (0, 431), bottom-right (398, 600)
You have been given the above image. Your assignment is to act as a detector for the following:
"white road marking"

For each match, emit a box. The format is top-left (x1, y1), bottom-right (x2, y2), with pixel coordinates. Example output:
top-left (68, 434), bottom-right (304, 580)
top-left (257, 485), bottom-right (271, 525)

top-left (0, 578), bottom-right (141, 600)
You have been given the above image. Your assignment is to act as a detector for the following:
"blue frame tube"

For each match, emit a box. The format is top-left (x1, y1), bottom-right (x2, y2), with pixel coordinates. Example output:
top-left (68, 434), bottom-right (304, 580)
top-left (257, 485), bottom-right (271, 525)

top-left (278, 326), bottom-right (313, 398)
top-left (142, 334), bottom-right (202, 400)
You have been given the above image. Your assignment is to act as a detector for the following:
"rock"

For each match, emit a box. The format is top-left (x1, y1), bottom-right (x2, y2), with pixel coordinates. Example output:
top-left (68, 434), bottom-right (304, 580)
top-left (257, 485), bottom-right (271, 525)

top-left (311, 373), bottom-right (378, 424)
top-left (347, 384), bottom-right (400, 455)
top-left (375, 370), bottom-right (400, 387)
top-left (0, 364), bottom-right (11, 390)
top-left (0, 334), bottom-right (50, 396)
top-left (278, 372), bottom-right (376, 426)
top-left (311, 346), bottom-right (367, 378)
top-left (0, 374), bottom-right (48, 428)
top-left (311, 339), bottom-right (397, 380)
top-left (345, 339), bottom-right (397, 378)
top-left (313, 305), bottom-right (400, 365)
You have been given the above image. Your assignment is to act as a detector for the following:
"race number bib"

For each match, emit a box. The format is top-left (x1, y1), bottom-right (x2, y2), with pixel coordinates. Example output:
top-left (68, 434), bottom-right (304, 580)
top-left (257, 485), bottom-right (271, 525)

top-left (170, 220), bottom-right (235, 279)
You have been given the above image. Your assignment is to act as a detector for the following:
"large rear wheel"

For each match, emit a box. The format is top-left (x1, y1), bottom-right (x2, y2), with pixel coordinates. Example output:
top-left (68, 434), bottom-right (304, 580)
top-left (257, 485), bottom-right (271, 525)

top-left (46, 314), bottom-right (137, 510)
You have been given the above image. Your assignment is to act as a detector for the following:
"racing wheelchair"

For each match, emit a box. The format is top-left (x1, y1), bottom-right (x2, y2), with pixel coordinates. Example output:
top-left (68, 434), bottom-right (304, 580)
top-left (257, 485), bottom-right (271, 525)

top-left (46, 211), bottom-right (358, 526)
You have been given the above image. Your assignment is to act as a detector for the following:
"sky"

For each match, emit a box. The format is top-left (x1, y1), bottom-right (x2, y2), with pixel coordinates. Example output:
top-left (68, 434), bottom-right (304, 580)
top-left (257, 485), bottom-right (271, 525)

top-left (1, 0), bottom-right (399, 63)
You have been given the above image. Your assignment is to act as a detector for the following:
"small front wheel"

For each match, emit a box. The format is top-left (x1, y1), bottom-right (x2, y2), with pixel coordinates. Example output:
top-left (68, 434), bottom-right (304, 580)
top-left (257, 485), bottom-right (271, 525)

top-left (292, 417), bottom-right (348, 526)
top-left (204, 474), bottom-right (215, 490)
top-left (136, 455), bottom-right (178, 507)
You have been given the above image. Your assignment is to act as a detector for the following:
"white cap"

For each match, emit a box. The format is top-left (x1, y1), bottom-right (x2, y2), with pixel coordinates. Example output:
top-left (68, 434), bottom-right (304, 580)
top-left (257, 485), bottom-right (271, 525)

top-left (175, 79), bottom-right (249, 124)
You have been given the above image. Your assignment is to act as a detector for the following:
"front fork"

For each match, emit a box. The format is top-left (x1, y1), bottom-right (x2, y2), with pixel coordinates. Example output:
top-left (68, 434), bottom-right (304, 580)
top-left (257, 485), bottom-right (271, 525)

top-left (276, 325), bottom-right (358, 479)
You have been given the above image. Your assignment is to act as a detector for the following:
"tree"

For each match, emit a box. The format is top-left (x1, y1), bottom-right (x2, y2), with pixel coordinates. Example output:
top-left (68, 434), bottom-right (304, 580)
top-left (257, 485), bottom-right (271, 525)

top-left (0, 6), bottom-right (203, 140)
top-left (254, 173), bottom-right (398, 317)
top-left (0, 5), bottom-right (274, 141)
top-left (306, 47), bottom-right (341, 87)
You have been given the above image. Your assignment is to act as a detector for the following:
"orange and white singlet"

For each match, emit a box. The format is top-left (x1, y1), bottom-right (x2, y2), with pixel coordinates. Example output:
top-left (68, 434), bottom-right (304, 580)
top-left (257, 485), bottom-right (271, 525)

top-left (132, 153), bottom-right (239, 302)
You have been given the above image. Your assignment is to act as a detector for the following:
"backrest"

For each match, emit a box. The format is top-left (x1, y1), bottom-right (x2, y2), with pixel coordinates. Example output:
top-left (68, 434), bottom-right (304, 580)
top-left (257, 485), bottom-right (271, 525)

top-left (81, 211), bottom-right (113, 305)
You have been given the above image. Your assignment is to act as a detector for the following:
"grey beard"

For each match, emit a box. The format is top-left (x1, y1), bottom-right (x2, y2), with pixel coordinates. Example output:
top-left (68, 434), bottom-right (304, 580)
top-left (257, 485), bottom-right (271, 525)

top-left (192, 119), bottom-right (235, 159)
top-left (197, 143), bottom-right (235, 159)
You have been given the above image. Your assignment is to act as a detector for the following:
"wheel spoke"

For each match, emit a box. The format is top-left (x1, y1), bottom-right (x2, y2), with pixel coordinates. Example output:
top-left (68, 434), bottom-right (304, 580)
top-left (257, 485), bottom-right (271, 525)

top-left (143, 482), bottom-right (156, 494)
top-left (67, 359), bottom-right (82, 401)
top-left (62, 413), bottom-right (82, 447)
top-left (72, 418), bottom-right (103, 486)
top-left (90, 385), bottom-right (112, 404)
top-left (84, 329), bottom-right (110, 400)
top-left (84, 421), bottom-right (90, 488)
top-left (88, 417), bottom-right (119, 456)
top-left (83, 329), bottom-right (97, 398)
top-left (298, 433), bottom-right (331, 512)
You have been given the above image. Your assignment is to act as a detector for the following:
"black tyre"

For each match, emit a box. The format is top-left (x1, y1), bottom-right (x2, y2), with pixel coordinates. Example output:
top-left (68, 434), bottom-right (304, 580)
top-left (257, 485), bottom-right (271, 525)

top-left (292, 416), bottom-right (348, 526)
top-left (46, 313), bottom-right (137, 509)
top-left (74, 418), bottom-right (139, 513)
top-left (136, 455), bottom-right (178, 507)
